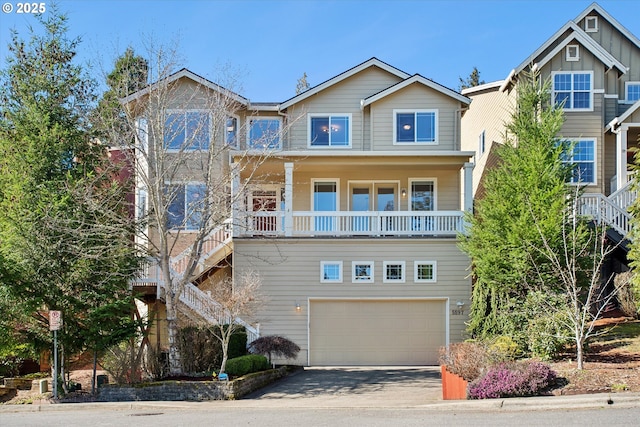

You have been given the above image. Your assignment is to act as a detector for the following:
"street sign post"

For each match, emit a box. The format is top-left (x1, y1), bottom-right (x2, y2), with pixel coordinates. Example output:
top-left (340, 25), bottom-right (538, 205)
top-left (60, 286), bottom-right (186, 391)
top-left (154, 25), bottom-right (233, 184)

top-left (49, 311), bottom-right (62, 399)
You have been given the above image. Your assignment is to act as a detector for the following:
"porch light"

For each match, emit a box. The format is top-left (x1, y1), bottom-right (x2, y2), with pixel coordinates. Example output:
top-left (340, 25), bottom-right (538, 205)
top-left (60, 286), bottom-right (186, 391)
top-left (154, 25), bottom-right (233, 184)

top-left (401, 188), bottom-right (407, 198)
top-left (295, 302), bottom-right (301, 311)
top-left (456, 301), bottom-right (465, 308)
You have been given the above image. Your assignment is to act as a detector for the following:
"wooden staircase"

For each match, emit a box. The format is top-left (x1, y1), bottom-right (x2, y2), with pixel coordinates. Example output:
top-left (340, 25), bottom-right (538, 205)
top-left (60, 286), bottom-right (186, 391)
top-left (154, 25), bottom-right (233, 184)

top-left (579, 180), bottom-right (636, 243)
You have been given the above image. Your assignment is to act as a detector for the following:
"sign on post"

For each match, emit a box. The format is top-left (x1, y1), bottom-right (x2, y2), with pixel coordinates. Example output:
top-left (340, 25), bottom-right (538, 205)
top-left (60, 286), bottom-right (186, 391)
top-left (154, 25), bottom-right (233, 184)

top-left (49, 310), bottom-right (62, 331)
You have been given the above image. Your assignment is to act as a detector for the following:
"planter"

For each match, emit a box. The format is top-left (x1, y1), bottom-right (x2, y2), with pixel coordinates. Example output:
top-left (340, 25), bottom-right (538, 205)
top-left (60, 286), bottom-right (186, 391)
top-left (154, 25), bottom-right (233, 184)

top-left (3, 378), bottom-right (34, 390)
top-left (440, 365), bottom-right (468, 400)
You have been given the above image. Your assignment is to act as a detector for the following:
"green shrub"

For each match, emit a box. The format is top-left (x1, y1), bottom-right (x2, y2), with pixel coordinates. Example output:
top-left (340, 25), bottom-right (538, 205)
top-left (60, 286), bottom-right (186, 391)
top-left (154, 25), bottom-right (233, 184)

top-left (225, 354), bottom-right (269, 377)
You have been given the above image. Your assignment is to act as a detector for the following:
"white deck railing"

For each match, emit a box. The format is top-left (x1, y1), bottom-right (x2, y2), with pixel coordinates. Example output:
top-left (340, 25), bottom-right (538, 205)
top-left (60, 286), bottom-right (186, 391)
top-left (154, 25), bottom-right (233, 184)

top-left (241, 210), bottom-right (465, 237)
top-left (578, 194), bottom-right (632, 236)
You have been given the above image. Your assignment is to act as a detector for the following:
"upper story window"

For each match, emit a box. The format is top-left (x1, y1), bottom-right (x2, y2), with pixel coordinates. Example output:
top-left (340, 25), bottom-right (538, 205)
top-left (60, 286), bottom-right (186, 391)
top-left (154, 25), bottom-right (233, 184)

top-left (566, 45), bottom-right (580, 62)
top-left (309, 114), bottom-right (351, 147)
top-left (248, 117), bottom-right (281, 150)
top-left (562, 139), bottom-right (596, 184)
top-left (585, 16), bottom-right (598, 33)
top-left (166, 182), bottom-right (206, 230)
top-left (626, 82), bottom-right (640, 103)
top-left (394, 110), bottom-right (437, 144)
top-left (552, 72), bottom-right (593, 111)
top-left (164, 111), bottom-right (210, 151)
top-left (226, 116), bottom-right (238, 147)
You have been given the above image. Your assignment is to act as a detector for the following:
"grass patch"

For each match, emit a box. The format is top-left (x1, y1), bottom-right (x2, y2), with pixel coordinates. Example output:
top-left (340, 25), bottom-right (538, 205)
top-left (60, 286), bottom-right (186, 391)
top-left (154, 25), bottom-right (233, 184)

top-left (590, 321), bottom-right (640, 353)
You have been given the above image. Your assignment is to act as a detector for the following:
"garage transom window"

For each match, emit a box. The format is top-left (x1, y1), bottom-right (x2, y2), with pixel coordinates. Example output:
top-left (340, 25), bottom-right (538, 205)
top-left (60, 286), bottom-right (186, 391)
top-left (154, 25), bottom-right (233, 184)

top-left (415, 261), bottom-right (437, 283)
top-left (321, 261), bottom-right (343, 283)
top-left (352, 261), bottom-right (374, 283)
top-left (383, 261), bottom-right (405, 283)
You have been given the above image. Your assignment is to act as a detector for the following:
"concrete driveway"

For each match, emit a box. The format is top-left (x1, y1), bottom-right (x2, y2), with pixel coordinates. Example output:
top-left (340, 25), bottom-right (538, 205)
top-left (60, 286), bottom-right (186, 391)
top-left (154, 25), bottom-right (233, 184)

top-left (242, 366), bottom-right (442, 408)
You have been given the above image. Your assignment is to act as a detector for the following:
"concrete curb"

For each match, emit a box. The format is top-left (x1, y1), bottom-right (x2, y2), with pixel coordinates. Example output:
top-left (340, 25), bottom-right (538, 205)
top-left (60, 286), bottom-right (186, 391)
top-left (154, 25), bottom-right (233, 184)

top-left (2, 392), bottom-right (639, 413)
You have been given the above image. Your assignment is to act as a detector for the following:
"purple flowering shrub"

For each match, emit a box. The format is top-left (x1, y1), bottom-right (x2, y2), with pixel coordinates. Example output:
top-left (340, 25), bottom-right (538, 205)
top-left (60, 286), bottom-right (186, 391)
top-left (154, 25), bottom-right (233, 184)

top-left (468, 361), bottom-right (557, 399)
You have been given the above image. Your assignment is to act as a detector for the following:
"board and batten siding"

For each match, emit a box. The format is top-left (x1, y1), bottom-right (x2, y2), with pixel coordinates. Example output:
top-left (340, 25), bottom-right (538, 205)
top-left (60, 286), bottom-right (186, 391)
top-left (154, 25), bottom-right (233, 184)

top-left (285, 67), bottom-right (403, 151)
top-left (233, 238), bottom-right (471, 365)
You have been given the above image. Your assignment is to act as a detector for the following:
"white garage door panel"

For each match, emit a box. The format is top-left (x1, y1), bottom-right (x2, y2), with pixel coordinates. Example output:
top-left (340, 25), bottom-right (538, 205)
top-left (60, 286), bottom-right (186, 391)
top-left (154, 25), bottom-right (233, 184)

top-left (310, 300), bottom-right (446, 366)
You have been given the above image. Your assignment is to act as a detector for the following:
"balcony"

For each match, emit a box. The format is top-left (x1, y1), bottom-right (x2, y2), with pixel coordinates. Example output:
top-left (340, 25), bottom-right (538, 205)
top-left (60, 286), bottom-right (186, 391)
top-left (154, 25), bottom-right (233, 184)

top-left (237, 210), bottom-right (465, 238)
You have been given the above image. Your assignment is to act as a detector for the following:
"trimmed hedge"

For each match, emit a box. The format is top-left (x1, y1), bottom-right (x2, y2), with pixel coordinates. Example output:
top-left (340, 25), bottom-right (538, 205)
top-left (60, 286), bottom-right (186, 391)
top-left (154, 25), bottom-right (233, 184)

top-left (225, 354), bottom-right (269, 377)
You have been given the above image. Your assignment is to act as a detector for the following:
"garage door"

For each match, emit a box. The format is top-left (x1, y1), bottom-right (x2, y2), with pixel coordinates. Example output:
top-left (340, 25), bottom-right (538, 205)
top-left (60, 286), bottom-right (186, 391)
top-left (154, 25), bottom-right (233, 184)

top-left (309, 299), bottom-right (446, 365)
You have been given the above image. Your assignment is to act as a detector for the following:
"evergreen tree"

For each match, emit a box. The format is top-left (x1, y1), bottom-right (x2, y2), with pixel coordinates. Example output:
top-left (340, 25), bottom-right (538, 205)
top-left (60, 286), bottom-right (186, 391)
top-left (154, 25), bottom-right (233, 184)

top-left (0, 7), bottom-right (140, 387)
top-left (459, 69), bottom-right (571, 347)
top-left (459, 66), bottom-right (485, 91)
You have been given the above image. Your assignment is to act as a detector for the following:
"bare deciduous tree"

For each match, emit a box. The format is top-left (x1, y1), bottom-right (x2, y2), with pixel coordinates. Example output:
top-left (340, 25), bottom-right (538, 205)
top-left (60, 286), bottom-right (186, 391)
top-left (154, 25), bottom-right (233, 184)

top-left (527, 187), bottom-right (621, 369)
top-left (102, 40), bottom-right (295, 374)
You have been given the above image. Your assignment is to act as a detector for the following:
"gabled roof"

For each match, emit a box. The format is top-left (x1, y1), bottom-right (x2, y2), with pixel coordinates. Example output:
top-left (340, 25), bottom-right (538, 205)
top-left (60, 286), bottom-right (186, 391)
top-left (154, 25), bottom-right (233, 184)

top-left (606, 99), bottom-right (640, 131)
top-left (511, 21), bottom-right (626, 78)
top-left (362, 74), bottom-right (470, 106)
top-left (279, 58), bottom-right (410, 110)
top-left (575, 2), bottom-right (640, 51)
top-left (461, 80), bottom-right (504, 96)
top-left (120, 68), bottom-right (249, 106)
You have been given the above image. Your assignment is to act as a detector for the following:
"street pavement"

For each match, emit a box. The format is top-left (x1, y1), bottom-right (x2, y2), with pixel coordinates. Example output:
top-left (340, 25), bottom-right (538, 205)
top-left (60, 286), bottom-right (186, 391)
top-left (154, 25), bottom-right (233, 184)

top-left (1, 366), bottom-right (639, 413)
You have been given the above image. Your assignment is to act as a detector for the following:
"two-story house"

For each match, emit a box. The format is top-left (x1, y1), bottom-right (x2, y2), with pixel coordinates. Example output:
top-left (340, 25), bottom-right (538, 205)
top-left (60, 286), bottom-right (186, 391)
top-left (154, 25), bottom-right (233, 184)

top-left (462, 2), bottom-right (638, 261)
top-left (131, 58), bottom-right (475, 366)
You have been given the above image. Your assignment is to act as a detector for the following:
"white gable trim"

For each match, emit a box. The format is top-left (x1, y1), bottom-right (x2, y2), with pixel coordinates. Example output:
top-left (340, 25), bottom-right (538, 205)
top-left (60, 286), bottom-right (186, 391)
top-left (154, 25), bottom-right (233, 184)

top-left (607, 99), bottom-right (640, 131)
top-left (575, 3), bottom-right (640, 51)
top-left (120, 68), bottom-right (249, 106)
top-left (362, 75), bottom-right (470, 107)
top-left (279, 58), bottom-right (410, 110)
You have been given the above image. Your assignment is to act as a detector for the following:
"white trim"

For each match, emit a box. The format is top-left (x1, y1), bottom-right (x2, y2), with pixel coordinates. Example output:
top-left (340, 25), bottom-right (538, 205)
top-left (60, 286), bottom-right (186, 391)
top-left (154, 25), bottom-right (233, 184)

top-left (280, 58), bottom-right (410, 110)
top-left (408, 178), bottom-right (438, 211)
top-left (625, 82), bottom-right (640, 103)
top-left (566, 44), bottom-right (580, 61)
top-left (347, 180), bottom-right (401, 211)
top-left (383, 261), bottom-right (406, 283)
top-left (551, 71), bottom-right (594, 112)
top-left (307, 113), bottom-right (353, 148)
top-left (585, 16), bottom-right (598, 33)
top-left (311, 179), bottom-right (340, 211)
top-left (363, 74), bottom-right (470, 106)
top-left (247, 116), bottom-right (283, 150)
top-left (574, 4), bottom-right (640, 51)
top-left (164, 109), bottom-right (212, 152)
top-left (393, 109), bottom-right (438, 145)
top-left (320, 261), bottom-right (343, 283)
top-left (352, 261), bottom-right (374, 283)
top-left (414, 261), bottom-right (437, 283)
top-left (564, 138), bottom-right (597, 186)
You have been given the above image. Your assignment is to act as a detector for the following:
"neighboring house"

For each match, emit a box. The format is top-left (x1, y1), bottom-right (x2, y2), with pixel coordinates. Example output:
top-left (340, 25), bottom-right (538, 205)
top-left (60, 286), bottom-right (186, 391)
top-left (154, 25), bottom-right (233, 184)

top-left (462, 2), bottom-right (638, 255)
top-left (131, 58), bottom-right (475, 366)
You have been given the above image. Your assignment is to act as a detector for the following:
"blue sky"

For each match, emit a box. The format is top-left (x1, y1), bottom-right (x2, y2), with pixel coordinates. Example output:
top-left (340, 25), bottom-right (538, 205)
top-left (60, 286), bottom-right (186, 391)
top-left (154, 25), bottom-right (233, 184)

top-left (1, 0), bottom-right (639, 101)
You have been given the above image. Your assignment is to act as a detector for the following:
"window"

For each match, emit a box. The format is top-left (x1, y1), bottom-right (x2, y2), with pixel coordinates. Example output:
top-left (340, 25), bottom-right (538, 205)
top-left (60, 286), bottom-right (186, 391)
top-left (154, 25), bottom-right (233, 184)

top-left (226, 116), bottom-right (238, 147)
top-left (562, 139), bottom-right (596, 184)
top-left (394, 110), bottom-right (437, 144)
top-left (415, 261), bottom-right (437, 283)
top-left (164, 111), bottom-right (210, 150)
top-left (309, 114), bottom-right (350, 147)
top-left (626, 82), bottom-right (640, 102)
top-left (383, 261), bottom-right (405, 283)
top-left (352, 261), bottom-right (374, 283)
top-left (552, 72), bottom-right (593, 111)
top-left (248, 117), bottom-right (281, 149)
top-left (410, 180), bottom-right (435, 211)
top-left (566, 45), bottom-right (580, 61)
top-left (585, 16), bottom-right (598, 32)
top-left (166, 183), bottom-right (206, 230)
top-left (321, 261), bottom-right (343, 283)
top-left (479, 130), bottom-right (486, 156)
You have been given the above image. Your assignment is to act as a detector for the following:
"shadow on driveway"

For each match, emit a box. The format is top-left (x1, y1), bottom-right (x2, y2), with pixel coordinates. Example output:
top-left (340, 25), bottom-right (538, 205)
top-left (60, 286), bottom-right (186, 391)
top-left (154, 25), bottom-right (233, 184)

top-left (243, 366), bottom-right (442, 407)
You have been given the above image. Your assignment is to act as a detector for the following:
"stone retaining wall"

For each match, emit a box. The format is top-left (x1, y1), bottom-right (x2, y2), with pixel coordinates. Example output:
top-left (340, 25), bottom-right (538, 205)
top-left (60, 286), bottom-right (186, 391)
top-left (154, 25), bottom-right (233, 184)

top-left (97, 367), bottom-right (288, 401)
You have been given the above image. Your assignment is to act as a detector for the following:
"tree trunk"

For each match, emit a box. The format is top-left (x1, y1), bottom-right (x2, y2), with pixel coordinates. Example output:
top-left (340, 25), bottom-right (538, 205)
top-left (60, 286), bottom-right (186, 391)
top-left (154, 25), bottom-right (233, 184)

top-left (219, 340), bottom-right (229, 374)
top-left (91, 350), bottom-right (97, 394)
top-left (576, 338), bottom-right (584, 370)
top-left (166, 304), bottom-right (181, 375)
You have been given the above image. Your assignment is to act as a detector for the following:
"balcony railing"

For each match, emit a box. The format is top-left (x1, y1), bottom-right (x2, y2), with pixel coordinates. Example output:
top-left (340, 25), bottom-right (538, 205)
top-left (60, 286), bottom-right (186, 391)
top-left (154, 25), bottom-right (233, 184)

top-left (239, 210), bottom-right (465, 237)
